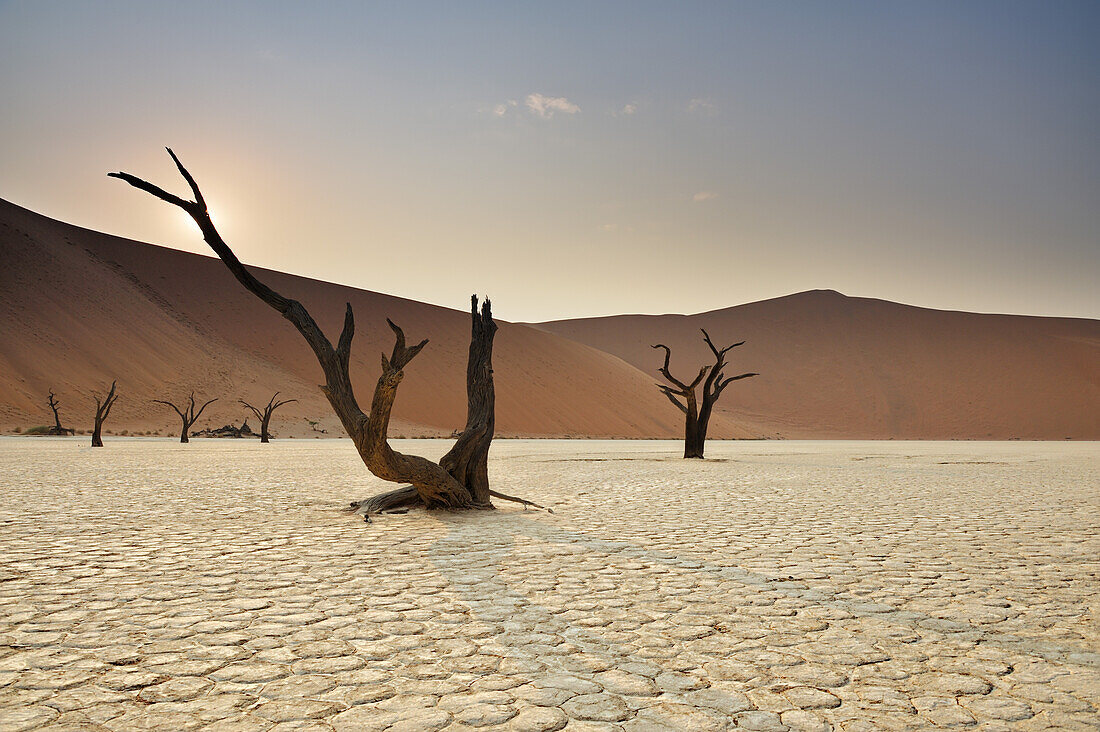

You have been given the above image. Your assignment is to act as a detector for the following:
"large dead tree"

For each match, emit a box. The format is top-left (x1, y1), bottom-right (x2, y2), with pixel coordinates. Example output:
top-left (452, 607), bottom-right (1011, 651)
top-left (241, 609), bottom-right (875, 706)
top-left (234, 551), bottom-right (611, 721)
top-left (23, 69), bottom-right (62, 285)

top-left (91, 381), bottom-right (119, 447)
top-left (46, 389), bottom-right (74, 436)
top-left (654, 330), bottom-right (758, 459)
top-left (110, 148), bottom-right (545, 516)
top-left (240, 392), bottom-right (296, 443)
top-left (154, 392), bottom-right (217, 443)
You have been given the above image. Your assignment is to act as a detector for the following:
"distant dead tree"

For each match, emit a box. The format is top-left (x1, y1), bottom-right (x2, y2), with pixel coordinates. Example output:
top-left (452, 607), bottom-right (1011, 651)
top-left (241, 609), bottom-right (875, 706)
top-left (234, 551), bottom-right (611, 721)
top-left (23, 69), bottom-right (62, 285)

top-left (111, 148), bottom-right (546, 516)
top-left (239, 392), bottom-right (297, 443)
top-left (653, 330), bottom-right (758, 459)
top-left (153, 392), bottom-right (217, 443)
top-left (91, 381), bottom-right (119, 447)
top-left (46, 389), bottom-right (74, 436)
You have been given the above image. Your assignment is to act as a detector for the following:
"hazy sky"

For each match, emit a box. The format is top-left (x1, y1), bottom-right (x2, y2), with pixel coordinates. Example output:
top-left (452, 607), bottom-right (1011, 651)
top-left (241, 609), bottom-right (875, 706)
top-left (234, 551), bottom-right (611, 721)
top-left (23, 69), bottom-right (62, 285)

top-left (1, 1), bottom-right (1097, 320)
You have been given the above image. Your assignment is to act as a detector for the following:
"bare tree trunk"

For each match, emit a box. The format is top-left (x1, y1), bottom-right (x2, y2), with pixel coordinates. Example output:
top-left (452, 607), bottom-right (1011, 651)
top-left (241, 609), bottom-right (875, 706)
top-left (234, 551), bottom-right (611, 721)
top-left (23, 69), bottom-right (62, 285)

top-left (351, 298), bottom-right (526, 515)
top-left (684, 400), bottom-right (704, 459)
top-left (49, 390), bottom-right (63, 432)
top-left (240, 393), bottom-right (296, 443)
top-left (154, 393), bottom-right (216, 443)
top-left (46, 389), bottom-right (74, 436)
top-left (111, 149), bottom-right (548, 517)
top-left (91, 381), bottom-right (119, 447)
top-left (653, 331), bottom-right (758, 459)
top-left (439, 296), bottom-right (497, 505)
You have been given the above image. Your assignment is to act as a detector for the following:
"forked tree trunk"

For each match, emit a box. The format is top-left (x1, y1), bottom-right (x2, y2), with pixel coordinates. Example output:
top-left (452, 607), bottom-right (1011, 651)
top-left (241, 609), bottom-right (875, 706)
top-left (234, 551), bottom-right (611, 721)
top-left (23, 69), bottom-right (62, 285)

top-left (654, 330), bottom-right (758, 459)
top-left (91, 381), bottom-right (119, 447)
top-left (353, 299), bottom-right (504, 514)
top-left (153, 392), bottom-right (217, 443)
top-left (240, 393), bottom-right (297, 443)
top-left (111, 149), bottom-right (547, 517)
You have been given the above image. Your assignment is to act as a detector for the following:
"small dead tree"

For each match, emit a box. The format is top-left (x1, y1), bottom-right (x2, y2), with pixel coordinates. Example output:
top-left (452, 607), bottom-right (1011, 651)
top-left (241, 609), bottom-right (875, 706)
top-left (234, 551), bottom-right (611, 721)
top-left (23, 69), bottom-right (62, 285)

top-left (653, 330), bottom-right (758, 459)
top-left (240, 392), bottom-right (297, 443)
top-left (111, 148), bottom-right (546, 516)
top-left (153, 392), bottom-right (217, 443)
top-left (46, 389), bottom-right (74, 436)
top-left (91, 381), bottom-right (119, 447)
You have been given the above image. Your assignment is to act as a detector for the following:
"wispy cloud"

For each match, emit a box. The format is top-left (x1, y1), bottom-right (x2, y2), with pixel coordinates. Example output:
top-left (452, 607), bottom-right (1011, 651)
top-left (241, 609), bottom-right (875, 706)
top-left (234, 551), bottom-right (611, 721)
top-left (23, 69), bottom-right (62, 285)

top-left (687, 97), bottom-right (716, 115)
top-left (525, 93), bottom-right (580, 118)
top-left (492, 100), bottom-right (518, 117)
top-left (617, 103), bottom-right (637, 116)
top-left (489, 93), bottom-right (580, 119)
top-left (693, 190), bottom-right (718, 202)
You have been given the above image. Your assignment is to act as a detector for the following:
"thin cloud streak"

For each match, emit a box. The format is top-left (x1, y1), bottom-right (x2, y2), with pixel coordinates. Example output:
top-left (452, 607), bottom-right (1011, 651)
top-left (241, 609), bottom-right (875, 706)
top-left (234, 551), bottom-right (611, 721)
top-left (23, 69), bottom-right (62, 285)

top-left (526, 93), bottom-right (580, 118)
top-left (687, 97), bottom-right (715, 114)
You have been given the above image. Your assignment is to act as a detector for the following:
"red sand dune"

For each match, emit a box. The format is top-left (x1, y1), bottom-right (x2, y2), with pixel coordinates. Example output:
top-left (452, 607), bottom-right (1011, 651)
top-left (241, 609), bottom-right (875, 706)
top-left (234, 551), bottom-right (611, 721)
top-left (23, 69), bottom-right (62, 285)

top-left (0, 198), bottom-right (688, 439)
top-left (536, 292), bottom-right (1100, 439)
top-left (2, 197), bottom-right (1097, 439)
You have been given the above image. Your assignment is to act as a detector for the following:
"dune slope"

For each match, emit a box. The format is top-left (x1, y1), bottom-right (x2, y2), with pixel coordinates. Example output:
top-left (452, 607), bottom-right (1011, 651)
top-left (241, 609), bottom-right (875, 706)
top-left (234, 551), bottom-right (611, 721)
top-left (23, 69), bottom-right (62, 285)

top-left (536, 291), bottom-right (1100, 439)
top-left (0, 198), bottom-right (690, 438)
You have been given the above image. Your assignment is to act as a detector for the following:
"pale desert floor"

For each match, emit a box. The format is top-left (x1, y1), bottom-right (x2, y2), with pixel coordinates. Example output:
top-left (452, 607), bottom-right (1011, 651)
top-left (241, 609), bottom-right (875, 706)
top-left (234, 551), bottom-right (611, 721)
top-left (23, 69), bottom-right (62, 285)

top-left (0, 438), bottom-right (1097, 731)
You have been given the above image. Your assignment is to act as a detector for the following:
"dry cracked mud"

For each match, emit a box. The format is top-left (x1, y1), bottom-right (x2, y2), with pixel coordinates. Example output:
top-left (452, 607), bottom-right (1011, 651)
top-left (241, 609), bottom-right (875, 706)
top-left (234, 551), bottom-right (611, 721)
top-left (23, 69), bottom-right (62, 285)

top-left (0, 438), bottom-right (1096, 730)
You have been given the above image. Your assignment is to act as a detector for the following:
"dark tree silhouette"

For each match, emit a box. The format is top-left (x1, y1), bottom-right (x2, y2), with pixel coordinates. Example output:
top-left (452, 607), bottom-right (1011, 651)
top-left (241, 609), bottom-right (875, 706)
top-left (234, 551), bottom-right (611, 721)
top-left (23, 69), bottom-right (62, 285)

top-left (239, 392), bottom-right (297, 443)
top-left (46, 389), bottom-right (74, 436)
top-left (110, 148), bottom-right (546, 517)
top-left (153, 392), bottom-right (217, 443)
top-left (91, 381), bottom-right (119, 447)
top-left (653, 330), bottom-right (758, 459)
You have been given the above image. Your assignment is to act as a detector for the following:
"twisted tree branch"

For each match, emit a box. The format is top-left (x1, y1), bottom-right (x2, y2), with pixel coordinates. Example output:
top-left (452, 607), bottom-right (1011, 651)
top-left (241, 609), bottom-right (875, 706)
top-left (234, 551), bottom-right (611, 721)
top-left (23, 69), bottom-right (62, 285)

top-left (111, 149), bottom-right (548, 515)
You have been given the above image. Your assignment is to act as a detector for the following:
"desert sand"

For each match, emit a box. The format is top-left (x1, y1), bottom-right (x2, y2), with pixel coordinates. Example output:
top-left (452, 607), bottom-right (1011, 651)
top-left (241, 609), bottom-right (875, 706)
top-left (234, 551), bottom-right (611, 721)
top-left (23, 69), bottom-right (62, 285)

top-left (536, 292), bottom-right (1100, 440)
top-left (1, 437), bottom-right (1097, 730)
top-left (0, 198), bottom-right (689, 440)
top-left (3, 197), bottom-right (1098, 441)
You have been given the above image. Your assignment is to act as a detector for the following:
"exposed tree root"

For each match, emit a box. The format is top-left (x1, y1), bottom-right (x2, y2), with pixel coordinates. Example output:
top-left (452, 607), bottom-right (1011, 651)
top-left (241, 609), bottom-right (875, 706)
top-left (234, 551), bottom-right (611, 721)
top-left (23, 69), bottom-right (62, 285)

top-left (350, 485), bottom-right (423, 515)
top-left (489, 489), bottom-right (554, 513)
top-left (350, 485), bottom-right (551, 518)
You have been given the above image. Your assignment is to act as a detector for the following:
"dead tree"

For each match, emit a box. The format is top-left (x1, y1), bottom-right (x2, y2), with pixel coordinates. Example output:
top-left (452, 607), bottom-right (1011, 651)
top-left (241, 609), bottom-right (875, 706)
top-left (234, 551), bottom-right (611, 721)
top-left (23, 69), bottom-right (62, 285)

top-left (153, 392), bottom-right (217, 443)
top-left (239, 392), bottom-right (297, 443)
top-left (110, 148), bottom-right (546, 516)
top-left (91, 381), bottom-right (119, 447)
top-left (46, 389), bottom-right (74, 436)
top-left (653, 329), bottom-right (758, 459)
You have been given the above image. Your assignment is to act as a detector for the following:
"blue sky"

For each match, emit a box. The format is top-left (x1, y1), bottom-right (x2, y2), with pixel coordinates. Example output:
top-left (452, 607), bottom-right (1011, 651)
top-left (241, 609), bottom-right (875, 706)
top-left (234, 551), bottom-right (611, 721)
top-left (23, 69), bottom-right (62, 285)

top-left (1, 1), bottom-right (1097, 319)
